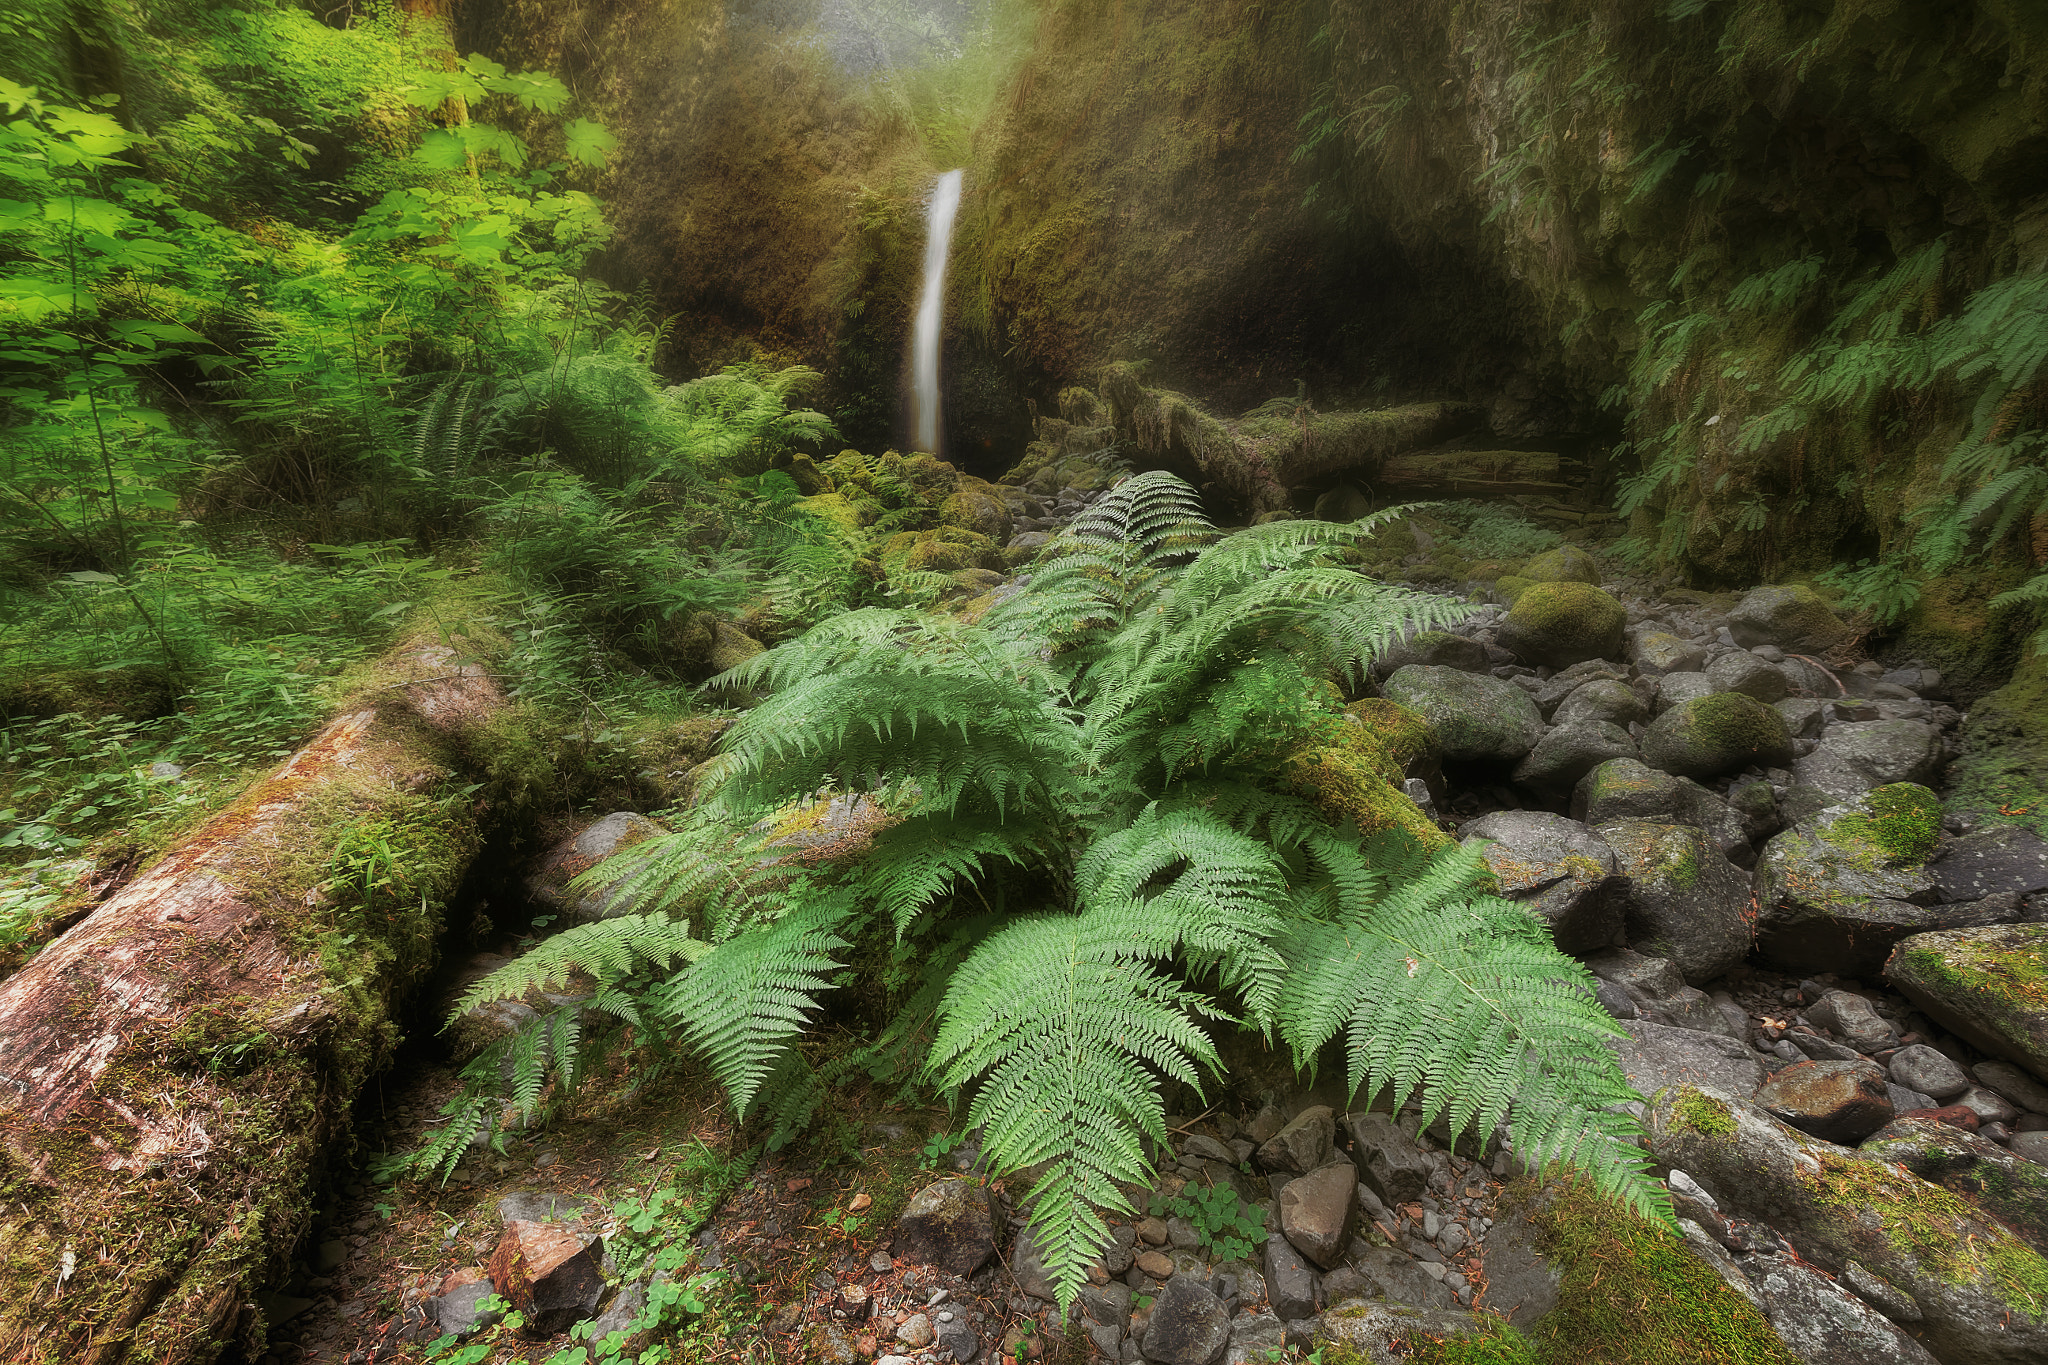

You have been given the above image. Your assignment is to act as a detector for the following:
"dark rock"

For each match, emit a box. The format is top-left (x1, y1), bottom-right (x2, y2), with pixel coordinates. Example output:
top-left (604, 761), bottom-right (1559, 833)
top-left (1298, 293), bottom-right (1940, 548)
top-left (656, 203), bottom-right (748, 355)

top-left (1958, 1086), bottom-right (2021, 1125)
top-left (1552, 678), bottom-right (1648, 728)
top-left (1706, 651), bottom-right (1789, 703)
top-left (1596, 820), bottom-right (1753, 984)
top-left (425, 1274), bottom-right (499, 1338)
top-left (489, 1220), bottom-right (604, 1335)
top-left (1584, 948), bottom-right (1740, 1036)
top-left (1346, 1113), bottom-right (1435, 1208)
top-left (1930, 826), bottom-right (2048, 903)
top-left (1975, 1060), bottom-right (2048, 1115)
top-left (1263, 1234), bottom-right (1319, 1320)
top-left (1754, 1060), bottom-right (1895, 1144)
top-left (1372, 630), bottom-right (1491, 678)
top-left (1336, 1244), bottom-right (1456, 1309)
top-left (1258, 1105), bottom-right (1335, 1175)
top-left (1140, 1275), bottom-right (1232, 1365)
top-left (1222, 1311), bottom-right (1286, 1365)
top-left (1641, 693), bottom-right (1796, 782)
top-left (892, 1179), bottom-right (1000, 1276)
top-left (1739, 1252), bottom-right (1938, 1363)
top-left (1457, 811), bottom-right (1626, 955)
top-left (1886, 923), bottom-right (2048, 1089)
top-left (935, 1317), bottom-right (980, 1363)
top-left (1010, 1222), bottom-right (1058, 1302)
top-left (1278, 1164), bottom-right (1356, 1270)
top-left (1653, 671), bottom-right (1715, 715)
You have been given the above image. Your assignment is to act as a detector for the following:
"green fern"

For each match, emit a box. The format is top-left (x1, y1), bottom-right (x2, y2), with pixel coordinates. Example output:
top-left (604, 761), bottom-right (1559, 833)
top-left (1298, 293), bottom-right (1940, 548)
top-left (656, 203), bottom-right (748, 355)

top-left (411, 375), bottom-right (493, 480)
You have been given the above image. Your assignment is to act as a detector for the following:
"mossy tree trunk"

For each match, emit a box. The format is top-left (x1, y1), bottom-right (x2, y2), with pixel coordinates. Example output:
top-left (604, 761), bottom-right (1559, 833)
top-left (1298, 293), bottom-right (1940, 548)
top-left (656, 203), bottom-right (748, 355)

top-left (0, 635), bottom-right (512, 1364)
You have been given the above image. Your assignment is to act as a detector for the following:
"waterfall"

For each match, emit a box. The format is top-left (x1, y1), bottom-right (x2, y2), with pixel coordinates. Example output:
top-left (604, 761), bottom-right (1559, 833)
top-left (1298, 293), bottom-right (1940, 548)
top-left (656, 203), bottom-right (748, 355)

top-left (912, 168), bottom-right (964, 453)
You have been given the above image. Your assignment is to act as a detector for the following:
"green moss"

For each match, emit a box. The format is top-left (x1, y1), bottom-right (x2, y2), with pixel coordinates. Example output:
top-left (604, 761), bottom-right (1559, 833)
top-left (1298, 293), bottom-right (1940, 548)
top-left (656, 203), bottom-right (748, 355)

top-left (1520, 546), bottom-right (1601, 585)
top-left (1829, 783), bottom-right (1942, 864)
top-left (1810, 1151), bottom-right (2048, 1320)
top-left (1670, 1086), bottom-right (1737, 1137)
top-left (1894, 928), bottom-right (2048, 1026)
top-left (1511, 1179), bottom-right (1795, 1364)
top-left (1681, 693), bottom-right (1792, 762)
top-left (1505, 581), bottom-right (1626, 658)
top-left (1947, 649), bottom-right (2048, 840)
top-left (1343, 697), bottom-right (1440, 777)
top-left (1402, 1320), bottom-right (1540, 1364)
top-left (1284, 744), bottom-right (1450, 853)
top-left (1496, 574), bottom-right (1536, 605)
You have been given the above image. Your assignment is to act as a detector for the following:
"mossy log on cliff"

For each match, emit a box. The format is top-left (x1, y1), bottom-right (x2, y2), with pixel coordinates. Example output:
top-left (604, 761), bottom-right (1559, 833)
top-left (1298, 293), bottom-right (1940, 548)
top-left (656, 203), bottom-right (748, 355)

top-left (0, 636), bottom-right (508, 1364)
top-left (1096, 362), bottom-right (1486, 514)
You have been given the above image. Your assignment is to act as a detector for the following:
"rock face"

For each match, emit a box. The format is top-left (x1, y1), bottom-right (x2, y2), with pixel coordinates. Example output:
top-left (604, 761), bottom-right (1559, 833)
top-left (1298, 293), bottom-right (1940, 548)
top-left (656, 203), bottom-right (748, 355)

top-left (1140, 1275), bottom-right (1232, 1365)
top-left (1381, 666), bottom-right (1544, 763)
top-left (1278, 1163), bottom-right (1357, 1270)
top-left (1753, 787), bottom-right (1943, 975)
top-left (1860, 1116), bottom-right (2048, 1248)
top-left (1887, 923), bottom-right (2048, 1087)
top-left (488, 1220), bottom-right (604, 1335)
top-left (891, 1180), bottom-right (1000, 1276)
top-left (1497, 581), bottom-right (1628, 668)
top-left (1646, 1085), bottom-right (2048, 1365)
top-left (1739, 1253), bottom-right (1940, 1365)
top-left (1511, 721), bottom-right (1639, 797)
top-left (1930, 826), bottom-right (2048, 903)
top-left (1606, 1020), bottom-right (1765, 1100)
top-left (1596, 820), bottom-right (1753, 984)
top-left (1754, 1059), bottom-right (1895, 1144)
top-left (1459, 812), bottom-right (1626, 954)
top-left (1726, 585), bottom-right (1850, 653)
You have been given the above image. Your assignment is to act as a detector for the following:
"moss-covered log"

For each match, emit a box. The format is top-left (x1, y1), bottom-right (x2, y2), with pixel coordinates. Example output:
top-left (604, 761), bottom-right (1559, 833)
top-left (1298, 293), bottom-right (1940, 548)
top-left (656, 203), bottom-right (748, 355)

top-left (0, 636), bottom-right (510, 1364)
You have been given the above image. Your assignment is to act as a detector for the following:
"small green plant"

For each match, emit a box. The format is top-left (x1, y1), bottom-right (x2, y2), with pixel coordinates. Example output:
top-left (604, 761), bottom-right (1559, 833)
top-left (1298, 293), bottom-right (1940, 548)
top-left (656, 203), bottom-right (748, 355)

top-left (923, 1129), bottom-right (968, 1166)
top-left (1148, 1180), bottom-right (1268, 1264)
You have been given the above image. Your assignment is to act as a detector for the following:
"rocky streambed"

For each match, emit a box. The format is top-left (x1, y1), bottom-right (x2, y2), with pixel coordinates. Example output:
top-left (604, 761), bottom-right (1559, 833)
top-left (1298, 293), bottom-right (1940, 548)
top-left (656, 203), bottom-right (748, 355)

top-left (266, 499), bottom-right (2048, 1365)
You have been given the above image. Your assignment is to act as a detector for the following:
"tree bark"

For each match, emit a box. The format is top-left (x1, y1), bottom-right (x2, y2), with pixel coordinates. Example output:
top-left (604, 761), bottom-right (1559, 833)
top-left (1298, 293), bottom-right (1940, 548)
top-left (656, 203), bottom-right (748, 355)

top-left (0, 637), bottom-right (508, 1364)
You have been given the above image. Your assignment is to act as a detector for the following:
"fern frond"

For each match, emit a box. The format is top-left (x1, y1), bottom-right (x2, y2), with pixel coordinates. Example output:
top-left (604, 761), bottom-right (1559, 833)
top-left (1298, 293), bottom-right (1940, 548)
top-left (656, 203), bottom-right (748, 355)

top-left (858, 812), bottom-right (1045, 937)
top-left (927, 906), bottom-right (1226, 1309)
top-left (412, 375), bottom-right (492, 480)
top-left (657, 887), bottom-right (859, 1117)
top-left (1274, 844), bottom-right (1667, 1225)
top-left (446, 913), bottom-right (709, 1024)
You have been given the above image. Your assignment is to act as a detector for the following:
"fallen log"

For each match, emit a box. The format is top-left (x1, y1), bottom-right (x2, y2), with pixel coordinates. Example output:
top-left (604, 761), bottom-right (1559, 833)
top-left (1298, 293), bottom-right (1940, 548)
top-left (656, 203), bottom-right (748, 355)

top-left (0, 632), bottom-right (511, 1364)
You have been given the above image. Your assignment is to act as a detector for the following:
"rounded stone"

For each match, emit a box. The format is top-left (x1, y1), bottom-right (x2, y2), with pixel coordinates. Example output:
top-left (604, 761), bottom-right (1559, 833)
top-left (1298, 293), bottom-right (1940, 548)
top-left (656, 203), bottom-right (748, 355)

top-left (1727, 584), bottom-right (1850, 652)
top-left (1552, 678), bottom-right (1648, 728)
top-left (1705, 651), bottom-right (1789, 703)
top-left (1381, 665), bottom-right (1545, 764)
top-left (1138, 1274), bottom-right (1232, 1365)
top-left (1755, 1059), bottom-right (1896, 1144)
top-left (1519, 545), bottom-right (1601, 585)
top-left (1497, 581), bottom-right (1628, 668)
top-left (1640, 692), bottom-right (1796, 781)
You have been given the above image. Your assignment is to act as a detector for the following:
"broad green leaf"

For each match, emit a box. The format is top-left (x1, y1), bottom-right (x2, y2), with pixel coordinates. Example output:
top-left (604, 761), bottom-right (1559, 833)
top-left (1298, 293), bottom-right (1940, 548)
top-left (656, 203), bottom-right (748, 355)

top-left (414, 128), bottom-right (471, 171)
top-left (564, 118), bottom-right (619, 168)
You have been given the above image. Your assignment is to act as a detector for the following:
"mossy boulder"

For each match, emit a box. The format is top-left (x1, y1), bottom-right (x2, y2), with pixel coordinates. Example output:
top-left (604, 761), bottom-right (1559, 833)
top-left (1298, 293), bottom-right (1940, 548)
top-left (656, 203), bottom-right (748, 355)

top-left (1645, 1085), bottom-right (2048, 1365)
top-left (1640, 692), bottom-right (1795, 781)
top-left (781, 452), bottom-right (834, 495)
top-left (1381, 665), bottom-right (1544, 764)
top-left (708, 620), bottom-right (765, 673)
top-left (1494, 573), bottom-right (1535, 606)
top-left (0, 664), bottom-right (174, 721)
top-left (1371, 629), bottom-right (1489, 678)
top-left (1497, 581), bottom-right (1626, 668)
top-left (1457, 811), bottom-right (1625, 954)
top-left (1726, 585), bottom-right (1850, 653)
top-left (1596, 820), bottom-right (1753, 984)
top-left (1520, 544), bottom-right (1601, 585)
top-left (938, 479), bottom-right (1013, 543)
top-left (1571, 758), bottom-right (1750, 863)
top-left (880, 528), bottom-right (1000, 576)
top-left (1753, 786), bottom-right (1944, 976)
top-left (1793, 718), bottom-right (1945, 802)
top-left (1283, 743), bottom-right (1450, 854)
top-left (1340, 698), bottom-right (1441, 780)
top-left (898, 451), bottom-right (961, 501)
top-left (1887, 923), bottom-right (2048, 1089)
top-left (792, 492), bottom-right (867, 546)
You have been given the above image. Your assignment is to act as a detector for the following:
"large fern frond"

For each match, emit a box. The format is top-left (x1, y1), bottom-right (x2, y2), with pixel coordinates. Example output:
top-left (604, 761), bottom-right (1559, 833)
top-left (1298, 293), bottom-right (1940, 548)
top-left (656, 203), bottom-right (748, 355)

top-left (445, 913), bottom-right (709, 1024)
top-left (1274, 842), bottom-right (1665, 1224)
top-left (656, 888), bottom-right (859, 1118)
top-left (412, 375), bottom-right (493, 480)
top-left (927, 905), bottom-right (1226, 1309)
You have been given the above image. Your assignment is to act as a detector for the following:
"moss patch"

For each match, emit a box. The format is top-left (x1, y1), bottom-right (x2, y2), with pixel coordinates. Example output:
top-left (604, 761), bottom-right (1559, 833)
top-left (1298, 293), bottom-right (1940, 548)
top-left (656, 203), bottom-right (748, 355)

top-left (1670, 1086), bottom-right (1737, 1137)
top-left (1284, 745), bottom-right (1450, 854)
top-left (1515, 1180), bottom-right (1796, 1364)
top-left (1829, 783), bottom-right (1942, 864)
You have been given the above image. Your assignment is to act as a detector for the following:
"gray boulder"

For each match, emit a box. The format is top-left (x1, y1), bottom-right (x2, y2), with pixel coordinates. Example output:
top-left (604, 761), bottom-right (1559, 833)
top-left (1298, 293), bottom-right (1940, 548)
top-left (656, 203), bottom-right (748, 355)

top-left (1705, 651), bottom-right (1789, 703)
top-left (1888, 1044), bottom-right (1970, 1102)
top-left (1278, 1164), bottom-right (1356, 1269)
top-left (1263, 1234), bottom-right (1319, 1320)
top-left (1775, 697), bottom-right (1826, 739)
top-left (1552, 678), bottom-right (1649, 728)
top-left (1930, 826), bottom-right (2048, 903)
top-left (1646, 1085), bottom-right (2048, 1365)
top-left (1596, 820), bottom-right (1753, 984)
top-left (1805, 990), bottom-right (1896, 1054)
top-left (1311, 1301), bottom-right (1490, 1362)
top-left (1587, 948), bottom-right (1744, 1037)
top-left (1257, 1106), bottom-right (1334, 1175)
top-left (1753, 788), bottom-right (1943, 976)
top-left (1382, 666), bottom-right (1545, 763)
top-left (1726, 585), bottom-right (1850, 652)
top-left (1572, 758), bottom-right (1750, 864)
top-left (1511, 722), bottom-right (1639, 798)
top-left (526, 812), bottom-right (664, 923)
top-left (1346, 1113), bottom-right (1435, 1208)
top-left (1607, 1019), bottom-right (1765, 1100)
top-left (1641, 693), bottom-right (1796, 782)
top-left (1372, 630), bottom-right (1490, 678)
top-left (1652, 671), bottom-right (1715, 715)
top-left (1009, 1223), bottom-right (1058, 1301)
top-left (1223, 1311), bottom-right (1287, 1365)
top-left (1975, 1060), bottom-right (2048, 1116)
top-left (1459, 812), bottom-right (1626, 954)
top-left (1631, 631), bottom-right (1707, 675)
top-left (1794, 720), bottom-right (1945, 801)
top-left (891, 1180), bottom-right (1000, 1276)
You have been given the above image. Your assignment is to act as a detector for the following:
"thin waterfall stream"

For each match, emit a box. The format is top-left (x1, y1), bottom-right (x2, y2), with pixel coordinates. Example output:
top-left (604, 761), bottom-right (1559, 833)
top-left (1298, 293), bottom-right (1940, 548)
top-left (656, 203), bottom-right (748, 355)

top-left (912, 168), bottom-right (964, 453)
